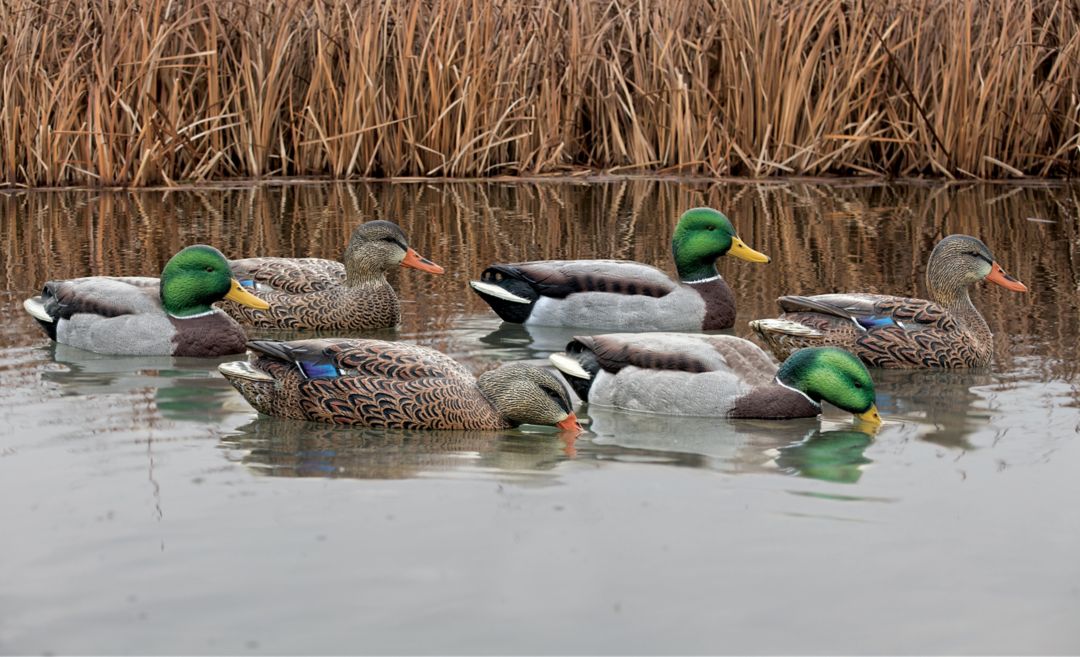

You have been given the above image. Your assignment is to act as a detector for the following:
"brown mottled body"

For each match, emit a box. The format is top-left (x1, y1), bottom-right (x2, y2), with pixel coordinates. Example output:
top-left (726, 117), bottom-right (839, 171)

top-left (225, 339), bottom-right (511, 429)
top-left (751, 235), bottom-right (1026, 369)
top-left (219, 221), bottom-right (443, 331)
top-left (758, 295), bottom-right (990, 369)
top-left (220, 258), bottom-right (401, 330)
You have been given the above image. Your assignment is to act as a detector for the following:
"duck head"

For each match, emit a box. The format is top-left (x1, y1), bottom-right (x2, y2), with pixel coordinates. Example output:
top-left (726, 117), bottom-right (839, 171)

top-left (160, 245), bottom-right (268, 317)
top-left (777, 347), bottom-right (881, 426)
top-left (477, 363), bottom-right (582, 433)
top-left (926, 234), bottom-right (1027, 299)
top-left (671, 207), bottom-right (769, 282)
top-left (343, 220), bottom-right (444, 282)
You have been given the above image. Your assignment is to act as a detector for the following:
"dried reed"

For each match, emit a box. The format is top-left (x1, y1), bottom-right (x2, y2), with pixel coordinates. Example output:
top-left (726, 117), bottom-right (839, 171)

top-left (1, 0), bottom-right (1078, 186)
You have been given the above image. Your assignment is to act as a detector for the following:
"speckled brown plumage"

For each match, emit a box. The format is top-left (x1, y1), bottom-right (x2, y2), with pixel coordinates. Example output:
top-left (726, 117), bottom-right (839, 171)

top-left (220, 338), bottom-right (577, 431)
top-left (218, 221), bottom-right (441, 331)
top-left (220, 268), bottom-right (401, 330)
top-left (751, 235), bottom-right (1026, 369)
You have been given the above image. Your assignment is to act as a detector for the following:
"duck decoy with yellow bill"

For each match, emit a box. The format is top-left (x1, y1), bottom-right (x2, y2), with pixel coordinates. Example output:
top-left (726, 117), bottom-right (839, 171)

top-left (469, 207), bottom-right (769, 331)
top-left (219, 338), bottom-right (583, 433)
top-left (22, 245), bottom-right (269, 357)
top-left (549, 333), bottom-right (881, 425)
top-left (750, 234), bottom-right (1026, 368)
top-left (219, 220), bottom-right (444, 331)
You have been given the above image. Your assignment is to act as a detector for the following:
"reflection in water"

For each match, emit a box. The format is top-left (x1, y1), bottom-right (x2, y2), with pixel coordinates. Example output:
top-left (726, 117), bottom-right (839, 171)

top-left (584, 407), bottom-right (877, 484)
top-left (220, 417), bottom-right (575, 482)
top-left (43, 343), bottom-right (240, 424)
top-left (773, 430), bottom-right (874, 484)
top-left (873, 368), bottom-right (995, 450)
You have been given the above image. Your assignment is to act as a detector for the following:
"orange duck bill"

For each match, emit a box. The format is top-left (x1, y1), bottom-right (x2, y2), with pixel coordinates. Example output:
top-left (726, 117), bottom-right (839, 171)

top-left (401, 247), bottom-right (445, 274)
top-left (556, 413), bottom-right (583, 434)
top-left (985, 261), bottom-right (1027, 292)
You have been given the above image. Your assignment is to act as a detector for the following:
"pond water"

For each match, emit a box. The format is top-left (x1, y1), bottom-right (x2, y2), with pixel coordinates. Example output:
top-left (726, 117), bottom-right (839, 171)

top-left (1, 180), bottom-right (1078, 654)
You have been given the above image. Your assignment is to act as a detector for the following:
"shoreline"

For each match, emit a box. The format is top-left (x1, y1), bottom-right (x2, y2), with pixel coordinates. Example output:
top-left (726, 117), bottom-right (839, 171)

top-left (1, 173), bottom-right (1076, 194)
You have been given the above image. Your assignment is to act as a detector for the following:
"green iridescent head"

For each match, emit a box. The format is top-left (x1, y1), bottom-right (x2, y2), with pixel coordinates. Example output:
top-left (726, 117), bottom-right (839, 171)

top-left (670, 207), bottom-right (769, 282)
top-left (777, 347), bottom-right (880, 424)
top-left (159, 245), bottom-right (268, 317)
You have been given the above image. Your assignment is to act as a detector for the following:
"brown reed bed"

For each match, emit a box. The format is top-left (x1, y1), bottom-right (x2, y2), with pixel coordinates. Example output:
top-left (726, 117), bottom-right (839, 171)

top-left (1, 0), bottom-right (1078, 187)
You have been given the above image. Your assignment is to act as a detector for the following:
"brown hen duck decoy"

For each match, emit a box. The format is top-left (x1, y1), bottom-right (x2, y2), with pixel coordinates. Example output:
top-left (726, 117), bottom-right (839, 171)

top-left (219, 220), bottom-right (444, 330)
top-left (219, 338), bottom-right (582, 432)
top-left (750, 234), bottom-right (1027, 368)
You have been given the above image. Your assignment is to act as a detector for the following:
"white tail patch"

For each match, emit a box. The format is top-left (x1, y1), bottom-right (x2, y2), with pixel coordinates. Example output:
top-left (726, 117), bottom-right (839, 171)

top-left (469, 280), bottom-right (530, 304)
top-left (749, 318), bottom-right (823, 338)
top-left (218, 360), bottom-right (274, 382)
top-left (22, 297), bottom-right (52, 323)
top-left (549, 353), bottom-right (592, 380)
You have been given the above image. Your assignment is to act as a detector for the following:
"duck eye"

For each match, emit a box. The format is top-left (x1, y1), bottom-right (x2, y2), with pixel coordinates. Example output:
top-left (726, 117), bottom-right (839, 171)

top-left (706, 225), bottom-right (716, 231)
top-left (205, 266), bottom-right (215, 273)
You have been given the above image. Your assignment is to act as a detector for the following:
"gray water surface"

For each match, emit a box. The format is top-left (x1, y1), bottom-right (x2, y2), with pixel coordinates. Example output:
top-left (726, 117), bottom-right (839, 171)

top-left (1, 181), bottom-right (1078, 654)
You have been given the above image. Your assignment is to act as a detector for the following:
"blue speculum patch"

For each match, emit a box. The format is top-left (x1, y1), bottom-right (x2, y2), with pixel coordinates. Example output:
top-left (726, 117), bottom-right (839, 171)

top-left (855, 315), bottom-right (898, 330)
top-left (298, 361), bottom-right (338, 379)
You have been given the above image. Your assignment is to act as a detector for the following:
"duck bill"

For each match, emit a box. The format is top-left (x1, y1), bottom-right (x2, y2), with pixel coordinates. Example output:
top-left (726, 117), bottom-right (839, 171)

top-left (401, 247), bottom-right (445, 274)
top-left (226, 279), bottom-right (270, 309)
top-left (556, 412), bottom-right (583, 435)
top-left (727, 237), bottom-right (771, 263)
top-left (855, 404), bottom-right (882, 427)
top-left (985, 261), bottom-right (1027, 292)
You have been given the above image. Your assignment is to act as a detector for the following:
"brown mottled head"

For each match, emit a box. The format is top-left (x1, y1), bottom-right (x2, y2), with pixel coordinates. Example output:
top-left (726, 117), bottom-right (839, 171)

top-left (926, 234), bottom-right (1026, 302)
top-left (476, 363), bottom-right (581, 433)
top-left (342, 220), bottom-right (444, 281)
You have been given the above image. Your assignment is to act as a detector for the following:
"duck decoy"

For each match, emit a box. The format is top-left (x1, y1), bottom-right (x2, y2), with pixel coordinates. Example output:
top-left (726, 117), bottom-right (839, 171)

top-left (549, 333), bottom-right (880, 424)
top-left (469, 207), bottom-right (769, 330)
top-left (22, 245), bottom-right (268, 357)
top-left (219, 338), bottom-right (582, 432)
top-left (219, 220), bottom-right (444, 330)
top-left (750, 234), bottom-right (1026, 368)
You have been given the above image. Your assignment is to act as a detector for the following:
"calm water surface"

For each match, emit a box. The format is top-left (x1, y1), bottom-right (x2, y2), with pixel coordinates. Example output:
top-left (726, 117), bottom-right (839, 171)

top-left (1, 180), bottom-right (1078, 654)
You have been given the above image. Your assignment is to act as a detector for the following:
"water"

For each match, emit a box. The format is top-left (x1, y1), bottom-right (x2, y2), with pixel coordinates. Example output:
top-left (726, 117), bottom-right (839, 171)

top-left (1, 180), bottom-right (1078, 654)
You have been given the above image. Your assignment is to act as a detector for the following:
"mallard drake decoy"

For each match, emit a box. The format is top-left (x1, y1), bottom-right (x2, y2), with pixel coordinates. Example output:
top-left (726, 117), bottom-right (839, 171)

top-left (549, 333), bottom-right (880, 424)
top-left (22, 245), bottom-right (269, 357)
top-left (219, 338), bottom-right (582, 432)
top-left (468, 207), bottom-right (769, 330)
top-left (749, 234), bottom-right (1027, 368)
top-left (219, 220), bottom-right (444, 330)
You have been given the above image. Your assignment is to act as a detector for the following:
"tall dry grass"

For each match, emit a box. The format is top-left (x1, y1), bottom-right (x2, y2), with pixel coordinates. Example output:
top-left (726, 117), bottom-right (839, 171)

top-left (1, 0), bottom-right (1079, 187)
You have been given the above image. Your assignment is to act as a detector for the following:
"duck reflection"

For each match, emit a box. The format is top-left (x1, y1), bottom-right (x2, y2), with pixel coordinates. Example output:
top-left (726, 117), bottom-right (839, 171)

top-left (584, 407), bottom-right (877, 484)
top-left (220, 416), bottom-right (577, 481)
top-left (872, 368), bottom-right (994, 450)
top-left (43, 343), bottom-right (241, 423)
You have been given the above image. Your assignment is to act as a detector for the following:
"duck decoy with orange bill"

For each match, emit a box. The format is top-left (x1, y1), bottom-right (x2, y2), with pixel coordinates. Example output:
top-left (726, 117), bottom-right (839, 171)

top-left (219, 220), bottom-right (444, 331)
top-left (750, 234), bottom-right (1026, 368)
top-left (219, 338), bottom-right (582, 433)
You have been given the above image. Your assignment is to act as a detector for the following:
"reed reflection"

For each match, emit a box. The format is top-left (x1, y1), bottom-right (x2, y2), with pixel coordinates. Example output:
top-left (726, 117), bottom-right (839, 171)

top-left (3, 179), bottom-right (1078, 448)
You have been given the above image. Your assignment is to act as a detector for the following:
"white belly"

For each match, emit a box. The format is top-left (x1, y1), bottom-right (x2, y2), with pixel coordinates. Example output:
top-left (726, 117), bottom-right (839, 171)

top-left (526, 288), bottom-right (705, 331)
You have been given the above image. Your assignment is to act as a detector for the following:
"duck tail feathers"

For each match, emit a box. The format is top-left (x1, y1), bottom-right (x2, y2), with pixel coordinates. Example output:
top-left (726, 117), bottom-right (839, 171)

top-left (549, 348), bottom-right (598, 402)
top-left (469, 266), bottom-right (538, 323)
top-left (23, 296), bottom-right (58, 340)
top-left (749, 318), bottom-right (824, 338)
